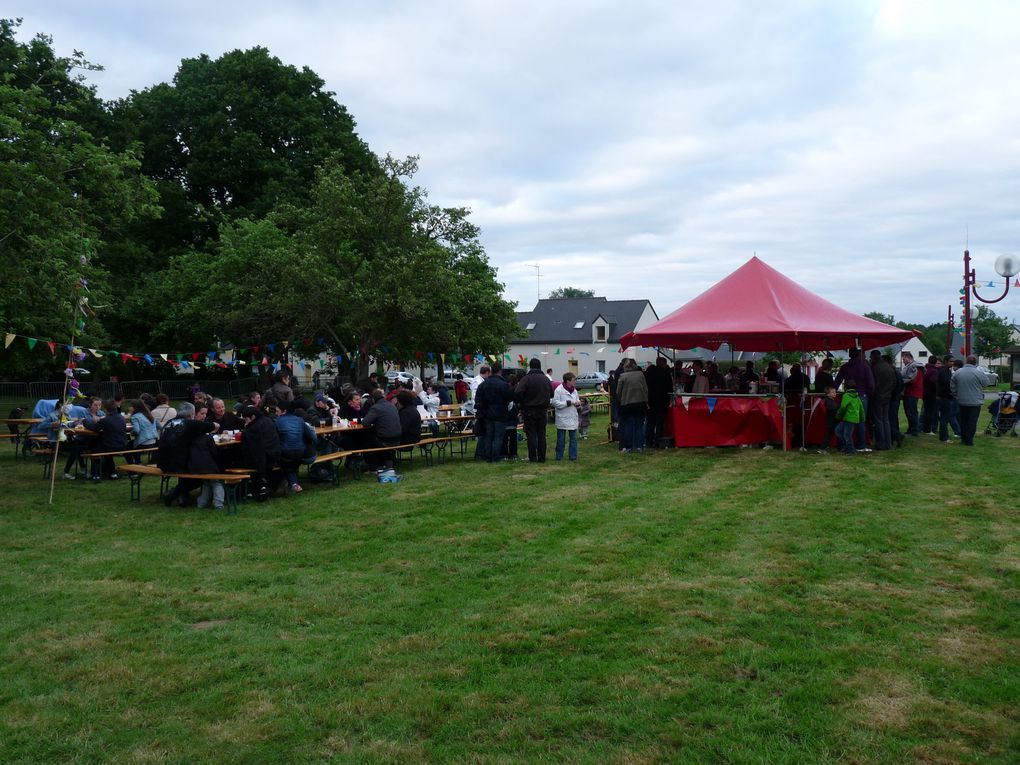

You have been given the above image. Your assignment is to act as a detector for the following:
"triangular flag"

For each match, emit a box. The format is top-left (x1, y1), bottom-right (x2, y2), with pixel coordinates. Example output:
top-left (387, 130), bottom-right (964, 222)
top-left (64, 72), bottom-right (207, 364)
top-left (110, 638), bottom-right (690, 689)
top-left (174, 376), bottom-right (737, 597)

top-left (680, 396), bottom-right (691, 409)
top-left (504, 354), bottom-right (511, 362)
top-left (555, 348), bottom-right (561, 355)
top-left (267, 343), bottom-right (276, 353)
top-left (597, 347), bottom-right (605, 353)
top-left (27, 338), bottom-right (37, 350)
top-left (319, 359), bottom-right (325, 369)
top-left (120, 353), bottom-right (130, 364)
top-left (47, 341), bottom-right (56, 355)
top-left (89, 348), bottom-right (101, 358)
top-left (567, 347), bottom-right (576, 354)
top-left (580, 351), bottom-right (590, 356)
top-left (5, 333), bottom-right (14, 349)
top-left (706, 397), bottom-right (716, 413)
top-left (988, 280), bottom-right (995, 287)
top-left (440, 354), bottom-right (446, 363)
top-left (144, 354), bottom-right (154, 365)
top-left (180, 360), bottom-right (189, 369)
top-left (1015, 279), bottom-right (1020, 288)
top-left (159, 353), bottom-right (168, 362)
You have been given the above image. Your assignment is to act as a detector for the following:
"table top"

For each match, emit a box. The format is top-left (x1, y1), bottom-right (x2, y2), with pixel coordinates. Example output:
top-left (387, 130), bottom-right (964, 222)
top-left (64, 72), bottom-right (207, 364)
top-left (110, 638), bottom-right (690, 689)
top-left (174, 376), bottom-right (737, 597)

top-left (1, 418), bottom-right (43, 424)
top-left (315, 423), bottom-right (366, 435)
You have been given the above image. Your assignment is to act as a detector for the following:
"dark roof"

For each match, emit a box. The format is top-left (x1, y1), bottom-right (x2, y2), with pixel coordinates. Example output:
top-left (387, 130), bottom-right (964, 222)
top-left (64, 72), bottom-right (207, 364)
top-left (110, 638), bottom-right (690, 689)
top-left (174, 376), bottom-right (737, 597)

top-left (516, 298), bottom-right (656, 344)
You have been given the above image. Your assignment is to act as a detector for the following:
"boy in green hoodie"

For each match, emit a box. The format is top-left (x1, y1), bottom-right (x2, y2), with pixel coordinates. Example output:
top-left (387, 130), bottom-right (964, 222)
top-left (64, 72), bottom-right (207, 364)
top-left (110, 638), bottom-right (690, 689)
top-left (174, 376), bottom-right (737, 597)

top-left (836, 381), bottom-right (864, 455)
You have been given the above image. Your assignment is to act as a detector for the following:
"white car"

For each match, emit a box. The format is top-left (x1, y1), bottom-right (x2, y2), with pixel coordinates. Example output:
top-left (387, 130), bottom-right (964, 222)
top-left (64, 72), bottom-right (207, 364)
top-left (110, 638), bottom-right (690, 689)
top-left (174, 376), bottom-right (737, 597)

top-left (575, 371), bottom-right (609, 389)
top-left (385, 371), bottom-right (422, 389)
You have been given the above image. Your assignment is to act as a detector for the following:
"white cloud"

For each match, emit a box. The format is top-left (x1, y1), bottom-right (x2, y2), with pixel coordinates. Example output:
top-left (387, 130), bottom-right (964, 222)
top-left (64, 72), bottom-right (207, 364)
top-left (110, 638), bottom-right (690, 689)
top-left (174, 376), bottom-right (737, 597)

top-left (7, 0), bottom-right (1020, 326)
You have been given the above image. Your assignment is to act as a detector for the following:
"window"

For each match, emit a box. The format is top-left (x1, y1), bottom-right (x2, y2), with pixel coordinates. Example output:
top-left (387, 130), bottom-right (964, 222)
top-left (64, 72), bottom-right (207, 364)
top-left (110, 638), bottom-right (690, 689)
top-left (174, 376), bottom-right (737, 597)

top-left (525, 322), bottom-right (536, 330)
top-left (597, 360), bottom-right (605, 373)
top-left (596, 325), bottom-right (606, 341)
top-left (573, 321), bottom-right (585, 329)
top-left (918, 351), bottom-right (928, 357)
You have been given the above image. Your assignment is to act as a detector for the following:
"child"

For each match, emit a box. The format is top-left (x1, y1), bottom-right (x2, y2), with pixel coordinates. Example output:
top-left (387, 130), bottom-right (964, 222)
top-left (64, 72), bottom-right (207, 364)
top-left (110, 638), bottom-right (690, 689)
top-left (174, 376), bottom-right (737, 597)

top-left (577, 395), bottom-right (592, 439)
top-left (835, 381), bottom-right (864, 456)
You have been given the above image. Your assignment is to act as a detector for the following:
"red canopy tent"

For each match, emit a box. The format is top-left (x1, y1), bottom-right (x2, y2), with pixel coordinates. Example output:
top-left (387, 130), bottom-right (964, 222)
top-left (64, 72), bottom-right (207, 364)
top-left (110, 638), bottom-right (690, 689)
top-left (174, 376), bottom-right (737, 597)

top-left (620, 256), bottom-right (917, 352)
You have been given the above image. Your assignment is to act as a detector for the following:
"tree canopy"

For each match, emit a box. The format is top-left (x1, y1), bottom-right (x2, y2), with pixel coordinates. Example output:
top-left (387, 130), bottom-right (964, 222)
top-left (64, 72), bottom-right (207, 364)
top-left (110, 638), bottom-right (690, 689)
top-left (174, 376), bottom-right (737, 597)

top-left (548, 286), bottom-right (595, 299)
top-left (0, 19), bottom-right (518, 381)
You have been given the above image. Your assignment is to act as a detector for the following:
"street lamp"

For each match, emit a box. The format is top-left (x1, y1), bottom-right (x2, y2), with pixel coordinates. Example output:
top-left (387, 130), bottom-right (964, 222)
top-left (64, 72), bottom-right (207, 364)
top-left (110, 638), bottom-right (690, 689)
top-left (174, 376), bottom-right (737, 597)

top-left (962, 249), bottom-right (1020, 357)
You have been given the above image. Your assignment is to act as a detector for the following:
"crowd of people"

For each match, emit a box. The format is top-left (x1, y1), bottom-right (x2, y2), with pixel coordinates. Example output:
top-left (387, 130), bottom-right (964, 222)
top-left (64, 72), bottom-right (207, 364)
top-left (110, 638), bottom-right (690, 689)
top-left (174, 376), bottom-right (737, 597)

top-left (24, 348), bottom-right (1000, 502)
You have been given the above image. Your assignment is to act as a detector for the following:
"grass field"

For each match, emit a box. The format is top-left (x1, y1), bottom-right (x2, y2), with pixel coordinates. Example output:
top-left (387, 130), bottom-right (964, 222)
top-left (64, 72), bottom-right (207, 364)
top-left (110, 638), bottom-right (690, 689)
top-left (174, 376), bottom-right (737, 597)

top-left (1, 419), bottom-right (1018, 764)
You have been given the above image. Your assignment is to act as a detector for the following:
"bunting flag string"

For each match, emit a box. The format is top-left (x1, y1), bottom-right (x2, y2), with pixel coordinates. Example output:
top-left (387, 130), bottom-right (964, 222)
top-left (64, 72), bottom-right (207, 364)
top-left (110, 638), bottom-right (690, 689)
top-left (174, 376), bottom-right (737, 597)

top-left (2, 328), bottom-right (513, 371)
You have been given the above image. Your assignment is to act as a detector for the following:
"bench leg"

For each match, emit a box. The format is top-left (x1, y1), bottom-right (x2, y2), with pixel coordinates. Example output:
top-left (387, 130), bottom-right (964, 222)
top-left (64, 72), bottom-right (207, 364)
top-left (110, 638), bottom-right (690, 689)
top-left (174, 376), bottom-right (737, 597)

top-left (159, 476), bottom-right (172, 500)
top-left (331, 462), bottom-right (341, 486)
top-left (129, 474), bottom-right (142, 502)
top-left (224, 483), bottom-right (238, 515)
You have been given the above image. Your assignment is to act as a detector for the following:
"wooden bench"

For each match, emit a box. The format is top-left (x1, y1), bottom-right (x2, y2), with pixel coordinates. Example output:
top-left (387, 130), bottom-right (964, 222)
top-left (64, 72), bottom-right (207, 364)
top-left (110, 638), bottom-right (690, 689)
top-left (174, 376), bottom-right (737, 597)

top-left (119, 464), bottom-right (246, 513)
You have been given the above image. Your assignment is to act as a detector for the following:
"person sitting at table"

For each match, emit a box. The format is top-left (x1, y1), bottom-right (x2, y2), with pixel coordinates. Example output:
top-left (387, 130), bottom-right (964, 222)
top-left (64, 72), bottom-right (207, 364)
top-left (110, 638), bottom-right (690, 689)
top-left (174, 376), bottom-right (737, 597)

top-left (275, 401), bottom-right (317, 493)
top-left (62, 396), bottom-right (104, 479)
top-left (140, 392), bottom-right (158, 412)
top-left (193, 391), bottom-right (210, 410)
top-left (308, 392), bottom-right (338, 425)
top-left (151, 393), bottom-right (177, 430)
top-left (158, 402), bottom-right (216, 506)
top-left (738, 361), bottom-right (759, 393)
top-left (209, 397), bottom-right (243, 432)
top-left (418, 383), bottom-right (441, 417)
top-left (126, 399), bottom-right (158, 464)
top-left (239, 405), bottom-right (279, 502)
top-left (361, 388), bottom-right (402, 471)
top-left (396, 390), bottom-right (422, 446)
top-left (338, 389), bottom-right (363, 422)
top-left (190, 403), bottom-right (226, 510)
top-left (91, 399), bottom-right (128, 481)
top-left (434, 378), bottom-right (452, 406)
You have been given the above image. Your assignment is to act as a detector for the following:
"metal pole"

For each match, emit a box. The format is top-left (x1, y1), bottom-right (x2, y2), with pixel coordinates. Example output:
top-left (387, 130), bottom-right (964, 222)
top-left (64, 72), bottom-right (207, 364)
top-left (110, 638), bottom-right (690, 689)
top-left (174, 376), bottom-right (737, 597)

top-left (946, 304), bottom-right (954, 357)
top-left (964, 249), bottom-right (973, 358)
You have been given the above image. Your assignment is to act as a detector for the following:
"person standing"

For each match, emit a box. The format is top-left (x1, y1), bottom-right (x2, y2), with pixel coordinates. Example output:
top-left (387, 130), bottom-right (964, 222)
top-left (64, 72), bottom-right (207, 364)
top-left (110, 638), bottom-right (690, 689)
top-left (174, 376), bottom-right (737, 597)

top-left (644, 357), bottom-right (672, 449)
top-left (868, 350), bottom-right (895, 450)
top-left (834, 348), bottom-right (875, 451)
top-left (884, 354), bottom-right (904, 447)
top-left (514, 358), bottom-right (554, 463)
top-left (813, 358), bottom-right (835, 393)
top-left (616, 359), bottom-right (649, 453)
top-left (900, 351), bottom-right (923, 436)
top-left (552, 372), bottom-right (581, 461)
top-left (920, 356), bottom-right (941, 434)
top-left (475, 363), bottom-right (513, 463)
top-left (936, 354), bottom-right (960, 442)
top-left (949, 355), bottom-right (995, 446)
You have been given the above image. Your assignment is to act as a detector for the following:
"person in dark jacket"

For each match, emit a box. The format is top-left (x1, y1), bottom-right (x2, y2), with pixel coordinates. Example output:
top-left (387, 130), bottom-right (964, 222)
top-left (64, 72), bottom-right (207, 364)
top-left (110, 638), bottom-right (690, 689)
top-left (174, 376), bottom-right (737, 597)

top-left (475, 363), bottom-right (513, 462)
top-left (513, 359), bottom-right (554, 463)
top-left (240, 405), bottom-right (280, 502)
top-left (91, 399), bottom-right (129, 480)
top-left (884, 353), bottom-right (904, 447)
top-left (813, 358), bottom-right (835, 393)
top-left (395, 390), bottom-right (423, 446)
top-left (158, 402), bottom-right (218, 506)
top-left (935, 354), bottom-right (961, 442)
top-left (920, 357), bottom-right (940, 434)
top-left (644, 357), bottom-right (672, 448)
top-left (361, 389), bottom-right (401, 470)
top-left (190, 403), bottom-right (226, 509)
top-left (869, 350), bottom-right (896, 450)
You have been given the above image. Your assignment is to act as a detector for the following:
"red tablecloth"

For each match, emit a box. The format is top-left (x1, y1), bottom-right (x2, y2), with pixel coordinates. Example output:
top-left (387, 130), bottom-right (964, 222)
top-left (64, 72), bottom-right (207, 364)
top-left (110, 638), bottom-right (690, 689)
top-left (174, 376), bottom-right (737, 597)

top-left (667, 396), bottom-right (784, 447)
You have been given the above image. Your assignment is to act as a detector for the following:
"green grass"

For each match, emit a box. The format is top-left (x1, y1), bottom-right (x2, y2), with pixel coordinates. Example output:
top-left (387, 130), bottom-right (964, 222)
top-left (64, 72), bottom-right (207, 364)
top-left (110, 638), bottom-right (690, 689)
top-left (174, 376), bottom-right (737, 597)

top-left (1, 420), bottom-right (1019, 764)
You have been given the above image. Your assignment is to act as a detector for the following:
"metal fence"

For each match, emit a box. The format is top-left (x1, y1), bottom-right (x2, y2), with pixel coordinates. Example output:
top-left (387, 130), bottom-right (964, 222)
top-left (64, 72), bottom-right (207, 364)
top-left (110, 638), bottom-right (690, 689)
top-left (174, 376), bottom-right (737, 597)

top-left (0, 382), bottom-right (29, 400)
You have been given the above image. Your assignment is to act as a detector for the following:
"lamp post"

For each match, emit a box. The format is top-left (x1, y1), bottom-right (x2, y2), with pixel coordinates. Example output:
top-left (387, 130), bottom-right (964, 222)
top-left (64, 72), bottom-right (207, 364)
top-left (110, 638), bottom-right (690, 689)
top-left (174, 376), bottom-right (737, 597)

top-left (962, 249), bottom-right (1020, 358)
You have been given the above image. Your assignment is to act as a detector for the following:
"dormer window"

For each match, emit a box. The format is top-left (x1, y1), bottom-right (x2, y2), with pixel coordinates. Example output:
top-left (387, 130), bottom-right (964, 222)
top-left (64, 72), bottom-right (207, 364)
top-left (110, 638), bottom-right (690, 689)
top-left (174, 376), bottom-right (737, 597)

top-left (525, 322), bottom-right (536, 330)
top-left (573, 321), bottom-right (584, 329)
top-left (596, 325), bottom-right (606, 341)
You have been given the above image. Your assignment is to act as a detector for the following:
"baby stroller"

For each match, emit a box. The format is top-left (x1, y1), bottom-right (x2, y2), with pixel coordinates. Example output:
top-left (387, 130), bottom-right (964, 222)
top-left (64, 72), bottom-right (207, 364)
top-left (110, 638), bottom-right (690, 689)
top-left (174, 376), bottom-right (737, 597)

top-left (985, 391), bottom-right (1019, 437)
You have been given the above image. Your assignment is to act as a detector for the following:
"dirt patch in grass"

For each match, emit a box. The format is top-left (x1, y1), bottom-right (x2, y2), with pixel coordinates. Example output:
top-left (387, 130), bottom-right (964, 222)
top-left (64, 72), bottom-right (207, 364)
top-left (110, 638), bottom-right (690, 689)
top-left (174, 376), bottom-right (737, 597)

top-left (191, 619), bottom-right (231, 630)
top-left (846, 669), bottom-right (929, 730)
top-left (934, 627), bottom-right (1004, 664)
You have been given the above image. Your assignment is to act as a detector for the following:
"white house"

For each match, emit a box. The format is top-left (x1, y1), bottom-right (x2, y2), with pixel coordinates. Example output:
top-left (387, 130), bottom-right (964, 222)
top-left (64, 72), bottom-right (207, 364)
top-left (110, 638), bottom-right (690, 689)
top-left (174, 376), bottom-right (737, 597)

top-left (508, 297), bottom-right (661, 378)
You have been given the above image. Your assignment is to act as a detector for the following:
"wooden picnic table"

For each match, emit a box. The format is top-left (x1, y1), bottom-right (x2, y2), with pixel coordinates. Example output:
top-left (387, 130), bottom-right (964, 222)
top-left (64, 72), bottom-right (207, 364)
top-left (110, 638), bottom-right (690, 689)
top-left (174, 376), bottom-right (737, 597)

top-left (1, 418), bottom-right (43, 425)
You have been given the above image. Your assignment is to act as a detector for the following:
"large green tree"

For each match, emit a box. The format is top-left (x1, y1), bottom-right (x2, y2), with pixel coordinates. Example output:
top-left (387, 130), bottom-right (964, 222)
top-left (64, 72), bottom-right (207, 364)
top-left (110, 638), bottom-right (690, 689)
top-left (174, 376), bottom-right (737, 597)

top-left (157, 155), bottom-right (518, 377)
top-left (0, 19), bottom-right (158, 379)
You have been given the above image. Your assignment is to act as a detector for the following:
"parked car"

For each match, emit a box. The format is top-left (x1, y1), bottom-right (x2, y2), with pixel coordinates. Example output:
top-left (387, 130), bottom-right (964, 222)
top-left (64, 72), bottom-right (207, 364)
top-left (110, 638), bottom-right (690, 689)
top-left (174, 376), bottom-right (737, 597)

top-left (574, 371), bottom-right (609, 389)
top-left (442, 370), bottom-right (472, 383)
top-left (385, 371), bottom-right (422, 389)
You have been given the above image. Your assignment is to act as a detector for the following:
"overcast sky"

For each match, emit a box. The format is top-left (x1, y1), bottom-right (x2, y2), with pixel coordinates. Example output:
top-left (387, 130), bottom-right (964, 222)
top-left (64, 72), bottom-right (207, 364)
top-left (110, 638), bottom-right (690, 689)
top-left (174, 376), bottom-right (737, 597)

top-left (9, 0), bottom-right (1020, 325)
